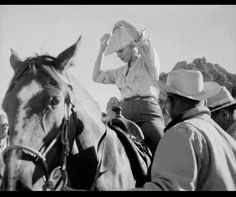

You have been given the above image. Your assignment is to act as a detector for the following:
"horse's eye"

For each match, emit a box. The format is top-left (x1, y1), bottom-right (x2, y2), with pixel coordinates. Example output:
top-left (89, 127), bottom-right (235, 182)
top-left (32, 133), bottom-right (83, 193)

top-left (50, 97), bottom-right (60, 106)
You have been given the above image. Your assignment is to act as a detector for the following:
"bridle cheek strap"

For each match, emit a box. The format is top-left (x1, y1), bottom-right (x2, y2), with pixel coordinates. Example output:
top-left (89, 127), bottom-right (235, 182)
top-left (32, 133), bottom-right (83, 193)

top-left (44, 94), bottom-right (72, 191)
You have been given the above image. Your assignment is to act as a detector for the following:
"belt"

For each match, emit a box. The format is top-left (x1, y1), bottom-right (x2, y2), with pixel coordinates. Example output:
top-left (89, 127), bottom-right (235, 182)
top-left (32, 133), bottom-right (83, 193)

top-left (122, 95), bottom-right (157, 102)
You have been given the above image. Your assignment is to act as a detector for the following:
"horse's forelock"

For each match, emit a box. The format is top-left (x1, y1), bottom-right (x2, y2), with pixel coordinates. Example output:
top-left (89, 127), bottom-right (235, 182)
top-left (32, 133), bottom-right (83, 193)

top-left (6, 55), bottom-right (58, 94)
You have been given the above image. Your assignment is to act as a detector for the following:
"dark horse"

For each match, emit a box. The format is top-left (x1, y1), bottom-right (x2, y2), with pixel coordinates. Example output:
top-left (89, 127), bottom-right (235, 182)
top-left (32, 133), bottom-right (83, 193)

top-left (1, 36), bottom-right (151, 191)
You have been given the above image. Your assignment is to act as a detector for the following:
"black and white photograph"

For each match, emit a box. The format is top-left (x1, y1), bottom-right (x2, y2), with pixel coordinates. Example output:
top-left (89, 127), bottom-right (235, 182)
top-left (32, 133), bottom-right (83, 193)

top-left (0, 5), bottom-right (236, 191)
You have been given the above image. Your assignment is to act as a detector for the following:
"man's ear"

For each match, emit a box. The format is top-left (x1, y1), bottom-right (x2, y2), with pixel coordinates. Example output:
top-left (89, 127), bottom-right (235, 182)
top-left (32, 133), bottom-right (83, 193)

top-left (221, 109), bottom-right (230, 121)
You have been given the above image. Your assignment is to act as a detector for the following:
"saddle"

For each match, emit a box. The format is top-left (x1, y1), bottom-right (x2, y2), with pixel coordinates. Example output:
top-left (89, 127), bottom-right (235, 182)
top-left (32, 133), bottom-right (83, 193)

top-left (107, 116), bottom-right (152, 187)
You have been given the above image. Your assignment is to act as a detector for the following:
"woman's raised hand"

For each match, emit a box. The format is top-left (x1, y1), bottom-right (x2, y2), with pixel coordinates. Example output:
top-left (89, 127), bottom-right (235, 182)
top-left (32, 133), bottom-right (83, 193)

top-left (100, 33), bottom-right (111, 52)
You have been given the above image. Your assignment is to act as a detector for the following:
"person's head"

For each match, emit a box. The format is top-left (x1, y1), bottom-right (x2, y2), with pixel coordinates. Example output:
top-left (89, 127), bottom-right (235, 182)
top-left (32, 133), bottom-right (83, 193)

top-left (104, 20), bottom-right (139, 63)
top-left (207, 86), bottom-right (236, 130)
top-left (166, 93), bottom-right (202, 120)
top-left (159, 69), bottom-right (221, 120)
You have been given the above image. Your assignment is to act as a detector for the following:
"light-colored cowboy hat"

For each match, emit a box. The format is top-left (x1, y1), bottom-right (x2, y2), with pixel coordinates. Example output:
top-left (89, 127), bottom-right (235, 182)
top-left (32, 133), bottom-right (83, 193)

top-left (104, 23), bottom-right (135, 56)
top-left (158, 69), bottom-right (221, 101)
top-left (207, 86), bottom-right (236, 112)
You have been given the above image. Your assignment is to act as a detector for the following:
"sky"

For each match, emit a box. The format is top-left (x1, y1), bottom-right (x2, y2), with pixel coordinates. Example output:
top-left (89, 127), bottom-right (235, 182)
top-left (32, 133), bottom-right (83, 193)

top-left (0, 5), bottom-right (236, 112)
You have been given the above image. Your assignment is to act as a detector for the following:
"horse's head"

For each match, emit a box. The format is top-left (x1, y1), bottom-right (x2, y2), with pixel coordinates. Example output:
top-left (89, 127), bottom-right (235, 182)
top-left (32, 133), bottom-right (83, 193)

top-left (1, 36), bottom-right (83, 191)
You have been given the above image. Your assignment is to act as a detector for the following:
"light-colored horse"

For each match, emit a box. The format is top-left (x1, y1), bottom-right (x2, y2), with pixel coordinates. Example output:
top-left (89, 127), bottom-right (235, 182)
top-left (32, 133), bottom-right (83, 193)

top-left (1, 36), bottom-right (150, 191)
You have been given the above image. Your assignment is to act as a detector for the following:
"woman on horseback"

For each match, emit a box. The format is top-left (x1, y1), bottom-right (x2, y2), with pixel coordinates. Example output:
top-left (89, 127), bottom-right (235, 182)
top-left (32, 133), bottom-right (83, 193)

top-left (92, 20), bottom-right (164, 155)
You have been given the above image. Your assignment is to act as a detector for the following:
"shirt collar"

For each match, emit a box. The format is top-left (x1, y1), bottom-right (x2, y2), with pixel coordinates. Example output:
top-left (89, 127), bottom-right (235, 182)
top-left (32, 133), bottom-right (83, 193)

top-left (182, 105), bottom-right (211, 120)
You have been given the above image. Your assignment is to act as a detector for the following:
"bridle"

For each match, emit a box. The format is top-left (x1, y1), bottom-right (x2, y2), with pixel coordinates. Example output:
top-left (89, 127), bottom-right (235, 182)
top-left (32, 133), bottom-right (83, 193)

top-left (2, 56), bottom-right (109, 191)
top-left (2, 57), bottom-right (75, 191)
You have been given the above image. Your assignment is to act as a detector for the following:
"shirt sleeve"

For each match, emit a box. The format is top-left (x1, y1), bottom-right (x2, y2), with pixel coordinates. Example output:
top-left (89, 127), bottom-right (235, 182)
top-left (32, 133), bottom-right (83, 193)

top-left (131, 124), bottom-right (203, 191)
top-left (94, 69), bottom-right (118, 84)
top-left (138, 30), bottom-right (160, 81)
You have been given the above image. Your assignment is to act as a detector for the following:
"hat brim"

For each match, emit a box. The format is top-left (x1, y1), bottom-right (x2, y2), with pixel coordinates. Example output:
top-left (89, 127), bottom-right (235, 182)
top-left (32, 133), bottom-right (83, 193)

top-left (104, 27), bottom-right (134, 56)
top-left (158, 81), bottom-right (221, 101)
top-left (210, 102), bottom-right (236, 112)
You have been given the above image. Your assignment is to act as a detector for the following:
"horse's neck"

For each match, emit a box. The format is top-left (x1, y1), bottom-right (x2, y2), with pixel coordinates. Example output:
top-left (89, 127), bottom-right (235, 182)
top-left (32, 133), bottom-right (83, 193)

top-left (67, 72), bottom-right (102, 119)
top-left (65, 71), bottom-right (106, 148)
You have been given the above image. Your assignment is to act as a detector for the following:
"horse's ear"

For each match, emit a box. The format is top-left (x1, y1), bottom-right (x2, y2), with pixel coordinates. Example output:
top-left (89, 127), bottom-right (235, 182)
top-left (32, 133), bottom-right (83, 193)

top-left (10, 48), bottom-right (22, 72)
top-left (56, 36), bottom-right (81, 71)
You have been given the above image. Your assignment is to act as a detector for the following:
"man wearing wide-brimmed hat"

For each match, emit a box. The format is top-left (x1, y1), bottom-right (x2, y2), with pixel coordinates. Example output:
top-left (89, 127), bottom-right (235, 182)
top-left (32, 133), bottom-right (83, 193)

top-left (207, 86), bottom-right (236, 140)
top-left (129, 69), bottom-right (236, 191)
top-left (92, 20), bottom-right (164, 155)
